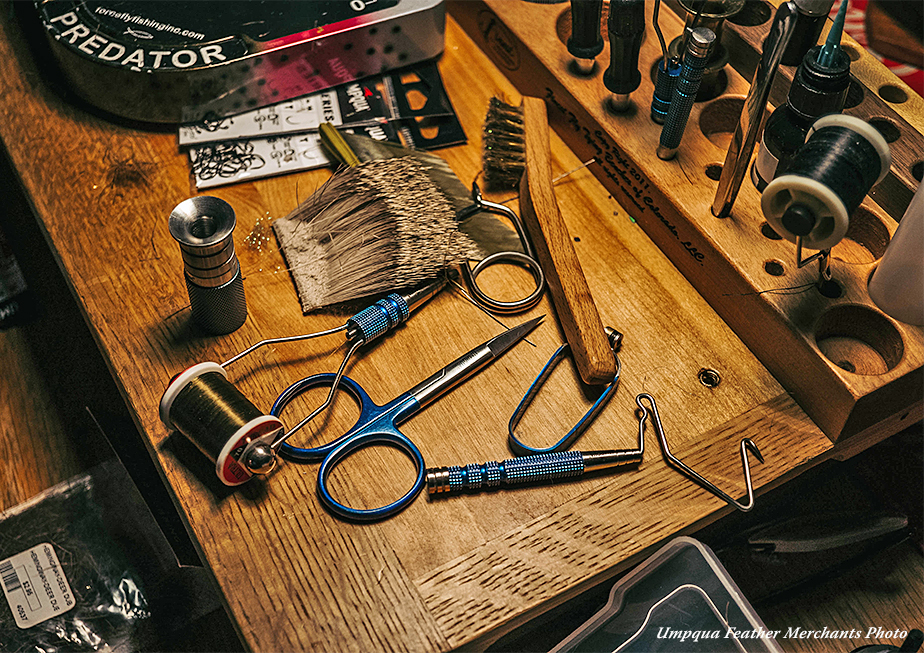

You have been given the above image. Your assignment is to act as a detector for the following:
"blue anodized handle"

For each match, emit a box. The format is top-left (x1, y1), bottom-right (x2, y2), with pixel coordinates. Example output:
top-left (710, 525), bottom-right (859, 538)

top-left (273, 373), bottom-right (425, 521)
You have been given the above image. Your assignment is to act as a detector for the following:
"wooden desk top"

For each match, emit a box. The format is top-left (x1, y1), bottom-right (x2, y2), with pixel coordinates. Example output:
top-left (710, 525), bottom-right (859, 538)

top-left (0, 7), bottom-right (836, 652)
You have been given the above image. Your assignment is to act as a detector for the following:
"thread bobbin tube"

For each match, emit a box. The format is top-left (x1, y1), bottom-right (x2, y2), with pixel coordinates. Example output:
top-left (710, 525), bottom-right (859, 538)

top-left (160, 362), bottom-right (283, 486)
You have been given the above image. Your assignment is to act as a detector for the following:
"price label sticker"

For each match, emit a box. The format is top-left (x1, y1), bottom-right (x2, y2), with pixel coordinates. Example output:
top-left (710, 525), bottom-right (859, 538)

top-left (1, 543), bottom-right (75, 629)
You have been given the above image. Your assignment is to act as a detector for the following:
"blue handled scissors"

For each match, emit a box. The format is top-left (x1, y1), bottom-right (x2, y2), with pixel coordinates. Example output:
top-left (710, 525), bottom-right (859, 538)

top-left (270, 316), bottom-right (543, 521)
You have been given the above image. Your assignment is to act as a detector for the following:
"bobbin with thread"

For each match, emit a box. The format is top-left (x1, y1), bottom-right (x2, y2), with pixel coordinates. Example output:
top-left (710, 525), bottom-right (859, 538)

top-left (160, 362), bottom-right (283, 486)
top-left (762, 114), bottom-right (891, 250)
top-left (169, 196), bottom-right (247, 335)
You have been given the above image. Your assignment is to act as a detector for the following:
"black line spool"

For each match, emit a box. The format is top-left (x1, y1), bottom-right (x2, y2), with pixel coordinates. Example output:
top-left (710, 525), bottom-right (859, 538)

top-left (762, 114), bottom-right (891, 250)
top-left (159, 362), bottom-right (283, 486)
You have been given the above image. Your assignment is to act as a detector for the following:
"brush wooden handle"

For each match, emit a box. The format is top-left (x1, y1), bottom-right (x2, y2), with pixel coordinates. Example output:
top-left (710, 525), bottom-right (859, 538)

top-left (518, 96), bottom-right (617, 386)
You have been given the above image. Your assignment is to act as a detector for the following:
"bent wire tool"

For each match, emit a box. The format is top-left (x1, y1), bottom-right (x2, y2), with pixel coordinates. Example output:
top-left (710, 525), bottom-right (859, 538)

top-left (426, 331), bottom-right (766, 512)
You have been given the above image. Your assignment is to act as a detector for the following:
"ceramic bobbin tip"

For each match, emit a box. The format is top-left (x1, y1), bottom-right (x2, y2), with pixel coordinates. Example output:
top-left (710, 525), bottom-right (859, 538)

top-left (243, 441), bottom-right (278, 475)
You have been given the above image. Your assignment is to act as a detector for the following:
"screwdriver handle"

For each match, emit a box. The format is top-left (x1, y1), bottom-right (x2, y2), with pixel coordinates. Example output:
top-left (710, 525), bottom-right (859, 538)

top-left (568, 0), bottom-right (604, 60)
top-left (603, 0), bottom-right (646, 104)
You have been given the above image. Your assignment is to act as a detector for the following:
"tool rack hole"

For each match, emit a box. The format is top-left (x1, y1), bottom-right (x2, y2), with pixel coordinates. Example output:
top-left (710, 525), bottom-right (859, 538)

top-left (760, 222), bottom-right (784, 240)
top-left (705, 163), bottom-right (723, 181)
top-left (841, 44), bottom-right (862, 62)
top-left (912, 161), bottom-right (923, 182)
top-left (869, 118), bottom-right (902, 144)
top-left (727, 1), bottom-right (772, 26)
top-left (814, 305), bottom-right (904, 375)
top-left (649, 59), bottom-right (660, 84)
top-left (817, 278), bottom-right (843, 299)
top-left (878, 84), bottom-right (908, 104)
top-left (763, 259), bottom-right (785, 276)
top-left (699, 96), bottom-right (745, 150)
top-left (844, 80), bottom-right (865, 109)
top-left (833, 206), bottom-right (890, 264)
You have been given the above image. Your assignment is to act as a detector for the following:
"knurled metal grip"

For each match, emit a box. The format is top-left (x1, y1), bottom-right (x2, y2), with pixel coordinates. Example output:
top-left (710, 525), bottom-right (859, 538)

top-left (426, 451), bottom-right (585, 495)
top-left (658, 28), bottom-right (715, 159)
top-left (651, 58), bottom-right (681, 124)
top-left (346, 293), bottom-right (410, 342)
top-left (185, 269), bottom-right (247, 335)
top-left (169, 196), bottom-right (247, 335)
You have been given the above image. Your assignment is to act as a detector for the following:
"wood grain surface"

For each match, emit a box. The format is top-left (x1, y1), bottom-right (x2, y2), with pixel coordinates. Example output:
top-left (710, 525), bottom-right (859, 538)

top-left (519, 96), bottom-right (616, 386)
top-left (0, 5), bottom-right (858, 651)
top-left (0, 327), bottom-right (82, 510)
top-left (451, 0), bottom-right (923, 445)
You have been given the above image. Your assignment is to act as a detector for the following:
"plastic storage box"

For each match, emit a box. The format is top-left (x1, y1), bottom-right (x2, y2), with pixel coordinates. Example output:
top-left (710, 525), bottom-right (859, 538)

top-left (550, 537), bottom-right (783, 653)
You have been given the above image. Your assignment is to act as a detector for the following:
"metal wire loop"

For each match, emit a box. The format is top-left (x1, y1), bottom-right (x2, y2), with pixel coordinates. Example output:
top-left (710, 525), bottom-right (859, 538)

top-left (457, 182), bottom-right (545, 314)
top-left (508, 328), bottom-right (622, 455)
top-left (636, 392), bottom-right (764, 512)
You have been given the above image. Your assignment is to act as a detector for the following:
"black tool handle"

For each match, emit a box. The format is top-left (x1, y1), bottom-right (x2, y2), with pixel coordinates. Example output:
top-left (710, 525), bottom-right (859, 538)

top-left (568, 0), bottom-right (604, 60)
top-left (603, 0), bottom-right (646, 95)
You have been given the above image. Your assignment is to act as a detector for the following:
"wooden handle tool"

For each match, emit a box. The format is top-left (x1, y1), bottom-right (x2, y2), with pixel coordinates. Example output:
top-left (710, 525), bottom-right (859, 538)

top-left (518, 96), bottom-right (617, 385)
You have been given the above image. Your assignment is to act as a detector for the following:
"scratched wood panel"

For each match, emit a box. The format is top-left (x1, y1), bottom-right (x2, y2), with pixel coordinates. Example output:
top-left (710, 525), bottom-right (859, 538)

top-left (0, 6), bottom-right (837, 653)
top-left (0, 327), bottom-right (83, 511)
top-left (415, 393), bottom-right (829, 650)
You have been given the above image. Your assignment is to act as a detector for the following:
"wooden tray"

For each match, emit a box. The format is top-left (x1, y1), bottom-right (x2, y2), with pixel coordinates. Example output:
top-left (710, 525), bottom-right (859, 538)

top-left (450, 0), bottom-right (923, 443)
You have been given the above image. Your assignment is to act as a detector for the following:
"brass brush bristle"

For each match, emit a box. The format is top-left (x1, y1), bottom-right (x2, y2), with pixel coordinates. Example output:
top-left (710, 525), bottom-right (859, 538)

top-left (272, 157), bottom-right (483, 312)
top-left (482, 97), bottom-right (526, 191)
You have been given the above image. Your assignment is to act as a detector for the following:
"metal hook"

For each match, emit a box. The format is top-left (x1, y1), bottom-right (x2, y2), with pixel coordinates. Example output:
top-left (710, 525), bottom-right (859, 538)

top-left (635, 393), bottom-right (764, 512)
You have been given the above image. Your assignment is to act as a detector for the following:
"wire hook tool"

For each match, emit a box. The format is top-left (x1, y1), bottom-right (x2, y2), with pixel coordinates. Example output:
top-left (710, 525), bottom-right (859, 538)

top-left (637, 393), bottom-right (764, 512)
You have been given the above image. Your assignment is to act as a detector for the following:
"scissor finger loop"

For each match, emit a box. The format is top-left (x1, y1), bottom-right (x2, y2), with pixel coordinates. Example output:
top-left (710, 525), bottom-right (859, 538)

top-left (272, 371), bottom-right (371, 461)
top-left (317, 430), bottom-right (425, 521)
top-left (264, 316), bottom-right (543, 521)
top-left (273, 373), bottom-right (426, 520)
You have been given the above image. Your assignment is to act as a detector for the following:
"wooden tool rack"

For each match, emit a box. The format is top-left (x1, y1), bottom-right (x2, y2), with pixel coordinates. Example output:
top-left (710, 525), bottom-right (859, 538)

top-left (451, 0), bottom-right (923, 444)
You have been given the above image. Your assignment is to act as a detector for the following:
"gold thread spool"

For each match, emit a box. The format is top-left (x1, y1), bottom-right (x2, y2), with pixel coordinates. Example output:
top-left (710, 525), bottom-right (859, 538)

top-left (159, 362), bottom-right (283, 486)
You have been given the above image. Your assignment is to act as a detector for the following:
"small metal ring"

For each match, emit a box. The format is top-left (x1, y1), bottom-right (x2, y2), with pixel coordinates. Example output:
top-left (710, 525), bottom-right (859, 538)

top-left (463, 251), bottom-right (545, 314)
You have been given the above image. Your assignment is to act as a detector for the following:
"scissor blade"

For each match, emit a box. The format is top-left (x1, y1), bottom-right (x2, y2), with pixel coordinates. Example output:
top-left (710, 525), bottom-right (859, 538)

top-left (487, 315), bottom-right (544, 358)
top-left (407, 316), bottom-right (544, 409)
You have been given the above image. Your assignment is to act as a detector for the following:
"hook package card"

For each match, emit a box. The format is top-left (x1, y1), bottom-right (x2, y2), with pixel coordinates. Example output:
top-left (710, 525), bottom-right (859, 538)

top-left (183, 62), bottom-right (467, 189)
top-left (0, 459), bottom-right (223, 652)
